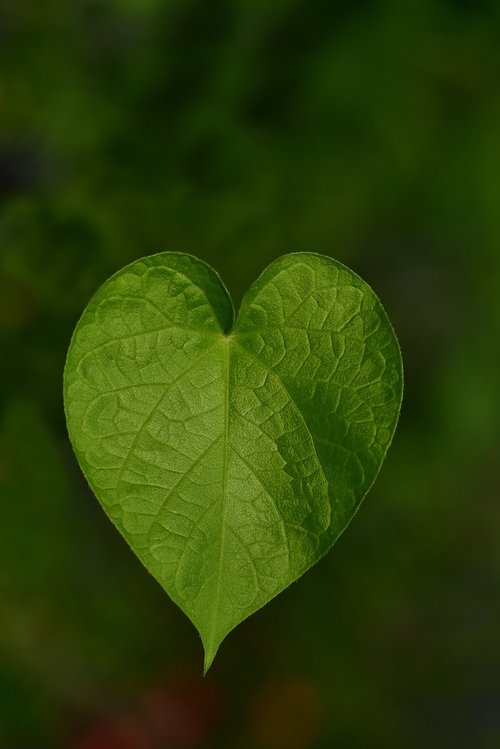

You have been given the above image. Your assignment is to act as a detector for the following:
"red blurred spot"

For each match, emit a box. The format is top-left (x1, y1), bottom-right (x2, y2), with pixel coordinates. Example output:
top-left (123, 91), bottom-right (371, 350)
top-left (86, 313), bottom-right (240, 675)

top-left (141, 667), bottom-right (224, 747)
top-left (74, 716), bottom-right (151, 749)
top-left (73, 666), bottom-right (224, 749)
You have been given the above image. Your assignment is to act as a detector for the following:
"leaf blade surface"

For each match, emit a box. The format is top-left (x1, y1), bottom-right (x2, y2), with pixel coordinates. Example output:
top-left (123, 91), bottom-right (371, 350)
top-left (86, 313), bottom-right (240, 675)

top-left (64, 251), bottom-right (403, 669)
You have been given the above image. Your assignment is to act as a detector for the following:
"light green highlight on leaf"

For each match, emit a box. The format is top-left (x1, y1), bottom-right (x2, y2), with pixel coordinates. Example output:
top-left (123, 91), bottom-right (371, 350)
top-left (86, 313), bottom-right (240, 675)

top-left (64, 251), bottom-right (403, 671)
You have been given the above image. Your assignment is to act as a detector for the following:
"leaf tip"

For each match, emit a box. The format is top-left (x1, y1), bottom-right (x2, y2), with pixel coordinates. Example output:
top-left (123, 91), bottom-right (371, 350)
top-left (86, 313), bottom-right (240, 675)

top-left (203, 647), bottom-right (217, 675)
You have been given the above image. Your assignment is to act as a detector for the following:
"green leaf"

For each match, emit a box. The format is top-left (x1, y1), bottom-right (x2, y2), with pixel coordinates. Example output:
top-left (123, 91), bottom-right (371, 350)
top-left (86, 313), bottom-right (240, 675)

top-left (64, 252), bottom-right (403, 671)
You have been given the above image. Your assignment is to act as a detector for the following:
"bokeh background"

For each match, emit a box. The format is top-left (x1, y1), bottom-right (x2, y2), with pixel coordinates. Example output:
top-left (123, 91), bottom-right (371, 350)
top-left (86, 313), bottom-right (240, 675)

top-left (1, 1), bottom-right (499, 747)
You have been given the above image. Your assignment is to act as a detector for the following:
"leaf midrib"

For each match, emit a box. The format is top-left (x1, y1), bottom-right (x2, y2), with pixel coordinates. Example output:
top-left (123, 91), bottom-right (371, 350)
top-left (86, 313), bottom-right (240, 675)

top-left (204, 337), bottom-right (230, 670)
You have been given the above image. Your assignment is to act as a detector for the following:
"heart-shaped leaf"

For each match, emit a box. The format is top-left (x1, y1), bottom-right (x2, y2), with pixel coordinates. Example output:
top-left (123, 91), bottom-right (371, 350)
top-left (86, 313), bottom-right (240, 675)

top-left (64, 252), bottom-right (403, 670)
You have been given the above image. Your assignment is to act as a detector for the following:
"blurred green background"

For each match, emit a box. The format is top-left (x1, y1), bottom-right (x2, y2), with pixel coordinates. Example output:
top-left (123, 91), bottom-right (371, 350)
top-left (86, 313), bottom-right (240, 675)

top-left (1, 1), bottom-right (499, 747)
